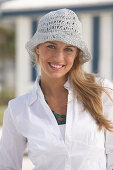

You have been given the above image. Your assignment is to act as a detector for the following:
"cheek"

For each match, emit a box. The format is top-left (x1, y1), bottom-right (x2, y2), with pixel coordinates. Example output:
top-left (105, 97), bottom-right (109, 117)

top-left (39, 50), bottom-right (51, 60)
top-left (38, 54), bottom-right (49, 67)
top-left (38, 57), bottom-right (45, 66)
top-left (66, 56), bottom-right (76, 66)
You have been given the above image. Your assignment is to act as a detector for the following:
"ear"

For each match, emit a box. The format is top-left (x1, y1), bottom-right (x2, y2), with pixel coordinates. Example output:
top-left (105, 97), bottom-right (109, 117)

top-left (74, 48), bottom-right (79, 58)
top-left (35, 47), bottom-right (39, 55)
top-left (76, 48), bottom-right (80, 56)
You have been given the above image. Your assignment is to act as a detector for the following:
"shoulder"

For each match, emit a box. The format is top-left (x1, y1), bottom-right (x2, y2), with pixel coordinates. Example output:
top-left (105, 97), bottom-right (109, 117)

top-left (98, 78), bottom-right (113, 105)
top-left (8, 91), bottom-right (31, 113)
top-left (95, 76), bottom-right (113, 88)
top-left (95, 77), bottom-right (113, 102)
top-left (102, 78), bottom-right (113, 89)
top-left (7, 77), bottom-right (41, 116)
top-left (2, 92), bottom-right (32, 130)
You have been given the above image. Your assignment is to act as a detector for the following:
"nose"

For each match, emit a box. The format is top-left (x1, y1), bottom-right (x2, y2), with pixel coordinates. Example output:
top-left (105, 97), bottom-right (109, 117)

top-left (53, 50), bottom-right (64, 61)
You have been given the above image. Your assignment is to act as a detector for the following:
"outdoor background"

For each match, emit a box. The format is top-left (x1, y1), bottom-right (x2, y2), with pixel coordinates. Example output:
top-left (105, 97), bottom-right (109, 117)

top-left (0, 0), bottom-right (113, 169)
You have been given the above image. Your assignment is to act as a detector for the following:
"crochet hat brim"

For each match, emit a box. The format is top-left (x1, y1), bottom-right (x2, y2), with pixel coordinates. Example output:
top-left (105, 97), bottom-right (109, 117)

top-left (26, 8), bottom-right (92, 64)
top-left (26, 31), bottom-right (92, 64)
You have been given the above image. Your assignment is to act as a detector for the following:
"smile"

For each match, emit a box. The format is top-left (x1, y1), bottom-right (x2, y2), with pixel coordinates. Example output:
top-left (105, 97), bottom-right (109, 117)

top-left (48, 62), bottom-right (65, 70)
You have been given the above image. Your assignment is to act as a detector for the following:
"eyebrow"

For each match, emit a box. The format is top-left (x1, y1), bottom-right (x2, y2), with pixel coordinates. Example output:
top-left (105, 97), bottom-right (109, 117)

top-left (45, 41), bottom-right (57, 45)
top-left (45, 41), bottom-right (76, 48)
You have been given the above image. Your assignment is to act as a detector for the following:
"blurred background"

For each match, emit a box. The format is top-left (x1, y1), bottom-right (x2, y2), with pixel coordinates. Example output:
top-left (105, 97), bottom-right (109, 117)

top-left (0, 0), bottom-right (113, 169)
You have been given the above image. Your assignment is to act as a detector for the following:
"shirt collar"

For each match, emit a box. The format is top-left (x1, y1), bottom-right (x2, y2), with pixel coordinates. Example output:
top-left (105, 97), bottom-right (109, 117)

top-left (28, 75), bottom-right (41, 106)
top-left (28, 75), bottom-right (73, 106)
top-left (64, 76), bottom-right (73, 92)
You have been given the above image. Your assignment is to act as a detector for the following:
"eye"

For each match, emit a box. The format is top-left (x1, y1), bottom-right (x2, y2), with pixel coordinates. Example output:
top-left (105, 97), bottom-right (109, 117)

top-left (47, 45), bottom-right (55, 49)
top-left (65, 48), bottom-right (73, 52)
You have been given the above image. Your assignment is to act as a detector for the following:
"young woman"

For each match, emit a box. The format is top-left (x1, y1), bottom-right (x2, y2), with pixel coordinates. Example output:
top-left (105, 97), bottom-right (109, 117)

top-left (0, 8), bottom-right (113, 170)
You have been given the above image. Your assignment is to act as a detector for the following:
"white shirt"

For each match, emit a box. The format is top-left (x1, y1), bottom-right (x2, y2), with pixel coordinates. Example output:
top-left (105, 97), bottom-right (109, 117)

top-left (59, 124), bottom-right (66, 141)
top-left (0, 76), bottom-right (113, 170)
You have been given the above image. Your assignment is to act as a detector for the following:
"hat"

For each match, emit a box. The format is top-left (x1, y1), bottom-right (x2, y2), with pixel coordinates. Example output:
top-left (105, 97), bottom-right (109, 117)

top-left (25, 8), bottom-right (92, 63)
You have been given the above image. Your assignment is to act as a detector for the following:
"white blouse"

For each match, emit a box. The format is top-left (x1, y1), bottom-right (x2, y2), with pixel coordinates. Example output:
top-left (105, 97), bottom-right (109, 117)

top-left (59, 124), bottom-right (66, 141)
top-left (0, 76), bottom-right (113, 170)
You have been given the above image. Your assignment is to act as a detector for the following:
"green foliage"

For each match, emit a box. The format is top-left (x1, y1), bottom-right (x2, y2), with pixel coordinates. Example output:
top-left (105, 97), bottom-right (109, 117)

top-left (0, 105), bottom-right (7, 126)
top-left (0, 26), bottom-right (15, 59)
top-left (0, 26), bottom-right (15, 126)
top-left (0, 89), bottom-right (15, 105)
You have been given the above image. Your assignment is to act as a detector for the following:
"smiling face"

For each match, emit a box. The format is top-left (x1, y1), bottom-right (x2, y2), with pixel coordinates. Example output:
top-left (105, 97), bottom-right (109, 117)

top-left (35, 41), bottom-right (78, 81)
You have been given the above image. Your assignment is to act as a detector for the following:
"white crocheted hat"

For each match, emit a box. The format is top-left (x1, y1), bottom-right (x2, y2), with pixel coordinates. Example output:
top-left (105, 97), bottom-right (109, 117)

top-left (26, 8), bottom-right (92, 63)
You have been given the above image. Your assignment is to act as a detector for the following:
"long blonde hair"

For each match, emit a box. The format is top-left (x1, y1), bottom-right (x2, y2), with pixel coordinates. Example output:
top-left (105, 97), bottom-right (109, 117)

top-left (69, 52), bottom-right (113, 132)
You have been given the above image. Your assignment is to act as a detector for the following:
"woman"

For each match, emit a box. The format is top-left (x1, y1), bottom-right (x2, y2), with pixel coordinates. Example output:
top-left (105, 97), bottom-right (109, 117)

top-left (0, 8), bottom-right (113, 170)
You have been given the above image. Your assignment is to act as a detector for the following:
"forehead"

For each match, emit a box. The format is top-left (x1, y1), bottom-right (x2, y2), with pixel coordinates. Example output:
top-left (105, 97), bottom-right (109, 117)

top-left (44, 41), bottom-right (76, 48)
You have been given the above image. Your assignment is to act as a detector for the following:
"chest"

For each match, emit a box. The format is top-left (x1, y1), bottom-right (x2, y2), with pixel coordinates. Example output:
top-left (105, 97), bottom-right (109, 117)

top-left (16, 96), bottom-right (105, 150)
top-left (15, 96), bottom-right (106, 168)
top-left (44, 92), bottom-right (68, 115)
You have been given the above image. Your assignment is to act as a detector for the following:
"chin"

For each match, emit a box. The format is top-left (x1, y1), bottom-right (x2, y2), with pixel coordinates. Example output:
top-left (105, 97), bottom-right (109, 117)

top-left (48, 73), bottom-right (67, 79)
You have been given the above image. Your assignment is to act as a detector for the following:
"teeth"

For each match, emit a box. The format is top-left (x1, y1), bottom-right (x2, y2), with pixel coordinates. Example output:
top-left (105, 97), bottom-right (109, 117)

top-left (50, 63), bottom-right (63, 69)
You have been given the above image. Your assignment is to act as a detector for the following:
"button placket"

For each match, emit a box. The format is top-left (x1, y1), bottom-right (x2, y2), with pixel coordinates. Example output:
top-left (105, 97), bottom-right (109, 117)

top-left (65, 91), bottom-right (73, 143)
top-left (65, 153), bottom-right (71, 170)
top-left (64, 91), bottom-right (73, 170)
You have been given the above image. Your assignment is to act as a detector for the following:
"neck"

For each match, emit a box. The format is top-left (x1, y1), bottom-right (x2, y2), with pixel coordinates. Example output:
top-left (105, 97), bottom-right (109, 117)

top-left (40, 76), bottom-right (68, 97)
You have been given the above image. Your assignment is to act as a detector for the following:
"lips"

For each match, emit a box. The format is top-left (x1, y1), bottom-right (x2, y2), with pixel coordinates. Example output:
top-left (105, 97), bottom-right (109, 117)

top-left (48, 62), bottom-right (65, 70)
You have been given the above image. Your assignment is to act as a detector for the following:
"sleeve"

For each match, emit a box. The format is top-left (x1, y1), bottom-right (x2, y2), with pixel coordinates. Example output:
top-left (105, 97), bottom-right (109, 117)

top-left (102, 79), bottom-right (113, 170)
top-left (0, 102), bottom-right (27, 170)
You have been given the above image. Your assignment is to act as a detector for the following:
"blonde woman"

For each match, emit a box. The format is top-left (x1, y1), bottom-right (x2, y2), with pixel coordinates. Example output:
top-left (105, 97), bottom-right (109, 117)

top-left (0, 8), bottom-right (113, 170)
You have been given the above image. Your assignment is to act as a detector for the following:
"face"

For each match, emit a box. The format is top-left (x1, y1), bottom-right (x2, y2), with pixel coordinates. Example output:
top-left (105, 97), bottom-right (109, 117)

top-left (35, 41), bottom-right (78, 80)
